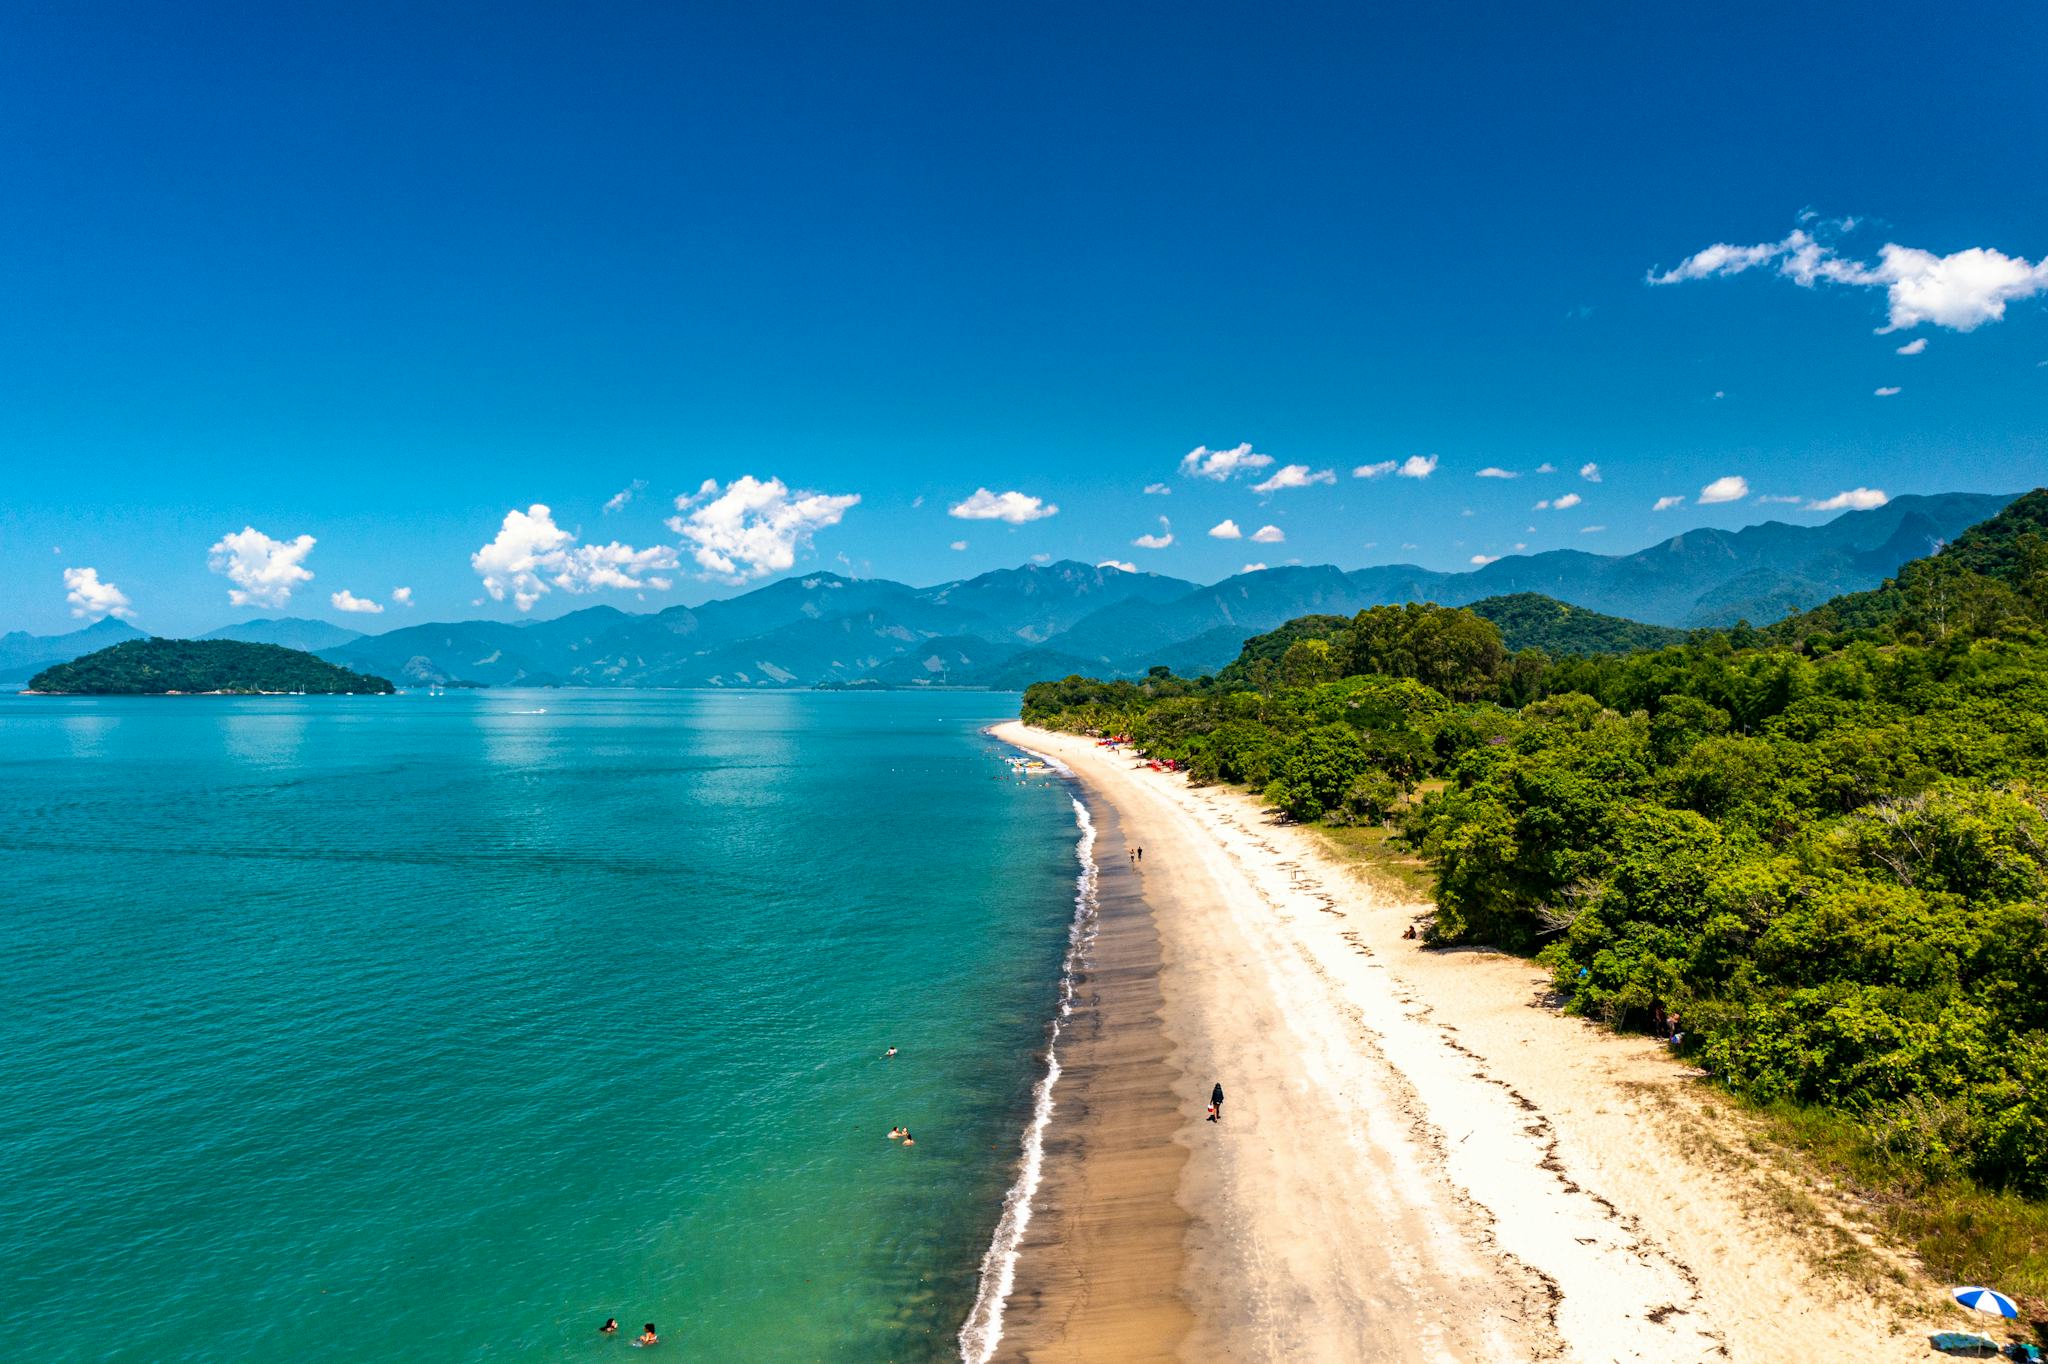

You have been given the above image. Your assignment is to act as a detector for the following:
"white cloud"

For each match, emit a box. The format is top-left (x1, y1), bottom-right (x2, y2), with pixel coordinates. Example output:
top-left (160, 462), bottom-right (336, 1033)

top-left (1250, 524), bottom-right (1286, 544)
top-left (1470, 554), bottom-right (1499, 566)
top-left (1713, 390), bottom-right (1726, 400)
top-left (1475, 466), bottom-right (1519, 479)
top-left (1579, 462), bottom-right (1601, 482)
top-left (1808, 487), bottom-right (1890, 512)
top-left (63, 566), bottom-right (134, 620)
top-left (947, 487), bottom-right (1057, 523)
top-left (1239, 562), bottom-right (1268, 573)
top-left (1580, 525), bottom-right (1606, 534)
top-left (1179, 443), bottom-right (1274, 481)
top-left (1533, 462), bottom-right (1557, 474)
top-left (1896, 337), bottom-right (1928, 356)
top-left (1030, 553), bottom-right (1051, 564)
top-left (1653, 495), bottom-right (1686, 511)
top-left (1208, 519), bottom-right (1243, 540)
top-left (392, 587), bottom-right (414, 606)
top-left (1098, 559), bottom-right (1137, 573)
top-left (1699, 475), bottom-right (1750, 505)
top-left (1874, 385), bottom-right (1902, 397)
top-left (1755, 494), bottom-right (1804, 505)
top-left (1649, 222), bottom-right (2048, 333)
top-left (476, 503), bottom-right (681, 609)
top-left (949, 539), bottom-right (968, 551)
top-left (1535, 493), bottom-right (1583, 511)
top-left (1133, 516), bottom-right (1173, 549)
top-left (603, 479), bottom-right (646, 514)
top-left (208, 526), bottom-right (316, 608)
top-left (670, 476), bottom-right (860, 583)
top-left (331, 589), bottom-right (384, 614)
top-left (1251, 464), bottom-right (1335, 494)
top-left (1143, 482), bottom-right (1172, 496)
top-left (1397, 454), bottom-right (1438, 479)
top-left (1353, 460), bottom-right (1397, 479)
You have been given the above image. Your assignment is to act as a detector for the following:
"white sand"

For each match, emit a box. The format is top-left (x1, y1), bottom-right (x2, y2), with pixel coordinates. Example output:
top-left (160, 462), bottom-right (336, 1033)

top-left (994, 723), bottom-right (1942, 1363)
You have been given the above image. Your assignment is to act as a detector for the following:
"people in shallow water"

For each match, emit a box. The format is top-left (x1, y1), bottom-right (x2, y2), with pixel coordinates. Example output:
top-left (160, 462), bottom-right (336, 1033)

top-left (638, 1322), bottom-right (659, 1345)
top-left (888, 1126), bottom-right (904, 1140)
top-left (600, 1317), bottom-right (618, 1334)
top-left (901, 1131), bottom-right (915, 1146)
top-left (884, 1046), bottom-right (897, 1057)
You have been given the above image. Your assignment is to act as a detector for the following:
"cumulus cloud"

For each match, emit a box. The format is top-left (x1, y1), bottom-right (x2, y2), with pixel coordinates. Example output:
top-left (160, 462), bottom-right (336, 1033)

top-left (948, 487), bottom-right (1057, 523)
top-left (1250, 524), bottom-right (1286, 544)
top-left (603, 479), bottom-right (646, 514)
top-left (1699, 475), bottom-right (1750, 505)
top-left (1133, 516), bottom-right (1174, 549)
top-left (1896, 338), bottom-right (1928, 356)
top-left (1397, 454), bottom-right (1438, 479)
top-left (1143, 482), bottom-right (1172, 495)
top-left (392, 587), bottom-right (414, 606)
top-left (1098, 559), bottom-right (1137, 573)
top-left (1470, 554), bottom-right (1499, 566)
top-left (1179, 443), bottom-right (1273, 481)
top-left (1808, 488), bottom-right (1890, 512)
top-left (1208, 519), bottom-right (1243, 540)
top-left (1239, 562), bottom-right (1268, 573)
top-left (1653, 495), bottom-right (1686, 511)
top-left (949, 539), bottom-right (968, 551)
top-left (1535, 493), bottom-right (1584, 511)
top-left (1579, 462), bottom-right (1602, 482)
top-left (1353, 460), bottom-right (1397, 479)
top-left (1476, 466), bottom-right (1519, 479)
top-left (208, 527), bottom-right (316, 608)
top-left (63, 566), bottom-right (134, 620)
top-left (669, 477), bottom-right (860, 583)
top-left (331, 590), bottom-right (384, 614)
top-left (1533, 462), bottom-right (1557, 474)
top-left (1251, 464), bottom-right (1335, 494)
top-left (1875, 385), bottom-right (1902, 397)
top-left (475, 504), bottom-right (681, 610)
top-left (1649, 221), bottom-right (2048, 333)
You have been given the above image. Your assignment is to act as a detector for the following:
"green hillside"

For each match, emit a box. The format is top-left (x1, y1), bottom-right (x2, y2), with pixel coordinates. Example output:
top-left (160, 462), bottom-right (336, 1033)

top-left (1467, 593), bottom-right (1688, 654)
top-left (29, 639), bottom-right (395, 695)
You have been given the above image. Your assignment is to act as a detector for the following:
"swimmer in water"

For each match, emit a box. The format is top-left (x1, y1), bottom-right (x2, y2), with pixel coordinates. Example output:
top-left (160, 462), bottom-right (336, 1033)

top-left (884, 1046), bottom-right (897, 1057)
top-left (902, 1131), bottom-right (915, 1146)
top-left (888, 1126), bottom-right (904, 1140)
top-left (600, 1318), bottom-right (618, 1334)
top-left (638, 1323), bottom-right (659, 1345)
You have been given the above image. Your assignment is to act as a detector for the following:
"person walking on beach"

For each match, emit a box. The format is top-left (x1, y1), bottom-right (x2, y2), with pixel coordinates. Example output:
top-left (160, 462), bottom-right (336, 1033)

top-left (1209, 1081), bottom-right (1224, 1121)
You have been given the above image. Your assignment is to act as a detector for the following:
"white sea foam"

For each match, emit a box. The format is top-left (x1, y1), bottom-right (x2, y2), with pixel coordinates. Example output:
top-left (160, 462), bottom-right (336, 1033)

top-left (957, 793), bottom-right (1099, 1363)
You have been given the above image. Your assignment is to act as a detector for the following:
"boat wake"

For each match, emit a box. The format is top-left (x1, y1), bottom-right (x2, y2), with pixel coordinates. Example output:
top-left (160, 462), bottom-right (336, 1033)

top-left (956, 793), bottom-right (1099, 1363)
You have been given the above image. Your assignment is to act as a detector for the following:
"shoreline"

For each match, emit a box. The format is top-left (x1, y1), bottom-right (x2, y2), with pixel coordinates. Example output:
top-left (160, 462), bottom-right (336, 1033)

top-left (982, 722), bottom-right (1943, 1363)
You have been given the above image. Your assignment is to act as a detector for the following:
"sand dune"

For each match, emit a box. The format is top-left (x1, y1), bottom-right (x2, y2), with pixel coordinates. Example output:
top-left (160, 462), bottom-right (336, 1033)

top-left (990, 722), bottom-right (1938, 1363)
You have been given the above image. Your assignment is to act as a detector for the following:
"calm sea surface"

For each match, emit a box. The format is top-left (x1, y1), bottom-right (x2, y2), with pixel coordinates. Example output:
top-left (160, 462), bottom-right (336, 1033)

top-left (0, 690), bottom-right (1080, 1362)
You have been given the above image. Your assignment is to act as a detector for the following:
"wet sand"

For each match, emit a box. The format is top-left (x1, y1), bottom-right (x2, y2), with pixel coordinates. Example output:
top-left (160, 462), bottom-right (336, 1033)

top-left (987, 722), bottom-right (1942, 1364)
top-left (992, 794), bottom-right (1196, 1362)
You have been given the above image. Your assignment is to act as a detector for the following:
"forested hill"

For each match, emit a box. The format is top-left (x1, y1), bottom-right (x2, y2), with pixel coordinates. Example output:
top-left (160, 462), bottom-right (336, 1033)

top-left (28, 639), bottom-right (395, 695)
top-left (1022, 489), bottom-right (2048, 1236)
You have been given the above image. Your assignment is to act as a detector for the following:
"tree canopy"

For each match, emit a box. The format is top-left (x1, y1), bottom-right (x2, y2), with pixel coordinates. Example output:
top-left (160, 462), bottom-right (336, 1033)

top-left (29, 639), bottom-right (396, 695)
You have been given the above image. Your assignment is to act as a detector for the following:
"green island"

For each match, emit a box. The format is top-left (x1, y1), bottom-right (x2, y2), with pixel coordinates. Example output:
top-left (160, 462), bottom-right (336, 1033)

top-left (28, 638), bottom-right (396, 695)
top-left (1024, 488), bottom-right (2048, 1294)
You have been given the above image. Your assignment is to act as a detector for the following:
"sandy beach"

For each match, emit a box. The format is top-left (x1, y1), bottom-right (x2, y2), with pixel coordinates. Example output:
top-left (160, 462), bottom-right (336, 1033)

top-left (989, 721), bottom-right (1946, 1363)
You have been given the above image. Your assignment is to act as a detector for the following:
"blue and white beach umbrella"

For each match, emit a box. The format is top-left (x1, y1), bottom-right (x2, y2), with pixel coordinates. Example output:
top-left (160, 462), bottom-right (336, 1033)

top-left (1954, 1286), bottom-right (2019, 1319)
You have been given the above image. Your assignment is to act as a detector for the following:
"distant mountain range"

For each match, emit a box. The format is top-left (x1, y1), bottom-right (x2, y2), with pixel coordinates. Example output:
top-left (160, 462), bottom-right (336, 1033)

top-left (5, 492), bottom-right (2018, 689)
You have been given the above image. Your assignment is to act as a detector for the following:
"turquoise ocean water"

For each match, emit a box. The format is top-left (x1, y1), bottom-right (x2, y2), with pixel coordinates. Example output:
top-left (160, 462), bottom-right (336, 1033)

top-left (0, 690), bottom-right (1083, 1362)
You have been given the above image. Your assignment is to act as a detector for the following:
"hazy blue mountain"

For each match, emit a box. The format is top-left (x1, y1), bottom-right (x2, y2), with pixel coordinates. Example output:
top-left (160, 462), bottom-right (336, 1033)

top-left (0, 617), bottom-right (150, 681)
top-left (201, 617), bottom-right (365, 652)
top-left (282, 493), bottom-right (2017, 690)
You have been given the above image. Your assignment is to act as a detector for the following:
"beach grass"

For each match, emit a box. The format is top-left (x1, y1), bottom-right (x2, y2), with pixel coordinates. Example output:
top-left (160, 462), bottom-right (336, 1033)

top-left (1753, 1101), bottom-right (2048, 1320)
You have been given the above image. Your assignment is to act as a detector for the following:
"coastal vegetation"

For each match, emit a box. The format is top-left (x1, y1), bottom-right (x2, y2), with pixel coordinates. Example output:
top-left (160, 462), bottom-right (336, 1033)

top-left (28, 639), bottom-right (396, 695)
top-left (1023, 490), bottom-right (2048, 1292)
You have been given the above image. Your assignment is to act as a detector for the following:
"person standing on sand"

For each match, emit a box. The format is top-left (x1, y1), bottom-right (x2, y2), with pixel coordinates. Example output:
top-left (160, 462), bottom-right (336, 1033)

top-left (1210, 1081), bottom-right (1224, 1121)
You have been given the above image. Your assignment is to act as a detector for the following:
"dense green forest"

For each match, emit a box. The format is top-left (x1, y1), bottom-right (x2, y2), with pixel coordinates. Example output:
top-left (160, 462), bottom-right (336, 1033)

top-left (1024, 490), bottom-right (2048, 1203)
top-left (29, 639), bottom-right (395, 695)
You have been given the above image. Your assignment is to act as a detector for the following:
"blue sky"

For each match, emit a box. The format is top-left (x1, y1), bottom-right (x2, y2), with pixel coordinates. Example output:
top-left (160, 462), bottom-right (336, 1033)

top-left (3, 1), bottom-right (2044, 636)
